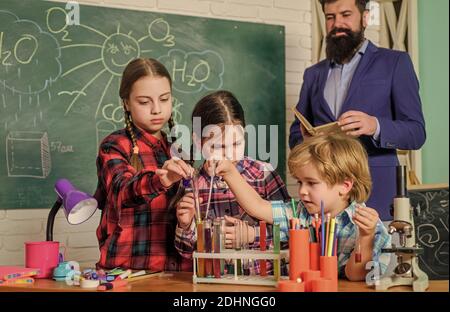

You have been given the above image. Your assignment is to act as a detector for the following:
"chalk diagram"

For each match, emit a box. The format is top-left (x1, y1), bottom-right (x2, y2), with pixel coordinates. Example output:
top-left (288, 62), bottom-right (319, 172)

top-left (2, 4), bottom-right (226, 179)
top-left (48, 7), bottom-right (225, 147)
top-left (6, 131), bottom-right (50, 178)
top-left (1, 10), bottom-right (62, 178)
top-left (413, 190), bottom-right (449, 277)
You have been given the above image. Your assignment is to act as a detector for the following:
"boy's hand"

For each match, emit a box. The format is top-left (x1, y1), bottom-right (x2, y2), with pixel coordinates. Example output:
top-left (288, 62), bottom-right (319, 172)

top-left (213, 160), bottom-right (238, 180)
top-left (156, 158), bottom-right (193, 188)
top-left (176, 192), bottom-right (203, 230)
top-left (353, 205), bottom-right (379, 238)
top-left (223, 215), bottom-right (255, 248)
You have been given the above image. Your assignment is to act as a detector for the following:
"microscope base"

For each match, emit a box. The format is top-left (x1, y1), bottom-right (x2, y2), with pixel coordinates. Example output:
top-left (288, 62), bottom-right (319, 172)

top-left (376, 262), bottom-right (429, 292)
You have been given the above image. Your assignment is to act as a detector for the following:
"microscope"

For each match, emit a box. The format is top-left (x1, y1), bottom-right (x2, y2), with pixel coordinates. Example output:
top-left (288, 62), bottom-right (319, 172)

top-left (376, 166), bottom-right (429, 292)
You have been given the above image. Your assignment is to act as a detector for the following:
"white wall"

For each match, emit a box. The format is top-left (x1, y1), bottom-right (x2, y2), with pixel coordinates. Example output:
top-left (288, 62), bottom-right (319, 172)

top-left (0, 0), bottom-right (379, 268)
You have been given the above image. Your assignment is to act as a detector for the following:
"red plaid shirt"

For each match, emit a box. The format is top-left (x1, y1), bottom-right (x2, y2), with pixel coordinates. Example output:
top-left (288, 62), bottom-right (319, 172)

top-left (94, 126), bottom-right (191, 271)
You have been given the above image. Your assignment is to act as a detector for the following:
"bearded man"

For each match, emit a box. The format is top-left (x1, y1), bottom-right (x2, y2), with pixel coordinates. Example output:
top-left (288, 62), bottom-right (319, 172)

top-left (289, 0), bottom-right (426, 220)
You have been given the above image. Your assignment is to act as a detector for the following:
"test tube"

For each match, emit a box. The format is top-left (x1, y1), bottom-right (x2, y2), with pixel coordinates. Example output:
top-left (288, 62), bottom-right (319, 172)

top-left (222, 218), bottom-right (233, 275)
top-left (196, 221), bottom-right (205, 277)
top-left (234, 220), bottom-right (241, 250)
top-left (354, 211), bottom-right (362, 263)
top-left (234, 220), bottom-right (242, 275)
top-left (213, 219), bottom-right (221, 278)
top-left (191, 173), bottom-right (202, 221)
top-left (204, 219), bottom-right (213, 277)
top-left (242, 221), bottom-right (250, 276)
top-left (259, 221), bottom-right (267, 276)
top-left (273, 223), bottom-right (280, 281)
top-left (220, 218), bottom-right (226, 275)
top-left (355, 229), bottom-right (362, 263)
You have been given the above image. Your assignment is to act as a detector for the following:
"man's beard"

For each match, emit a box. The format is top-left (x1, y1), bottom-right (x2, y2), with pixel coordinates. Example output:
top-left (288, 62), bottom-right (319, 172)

top-left (325, 26), bottom-right (365, 64)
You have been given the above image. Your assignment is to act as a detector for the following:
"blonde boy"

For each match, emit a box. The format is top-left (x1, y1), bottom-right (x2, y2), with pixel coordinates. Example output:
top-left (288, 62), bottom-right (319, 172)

top-left (273, 133), bottom-right (391, 281)
top-left (211, 133), bottom-right (390, 281)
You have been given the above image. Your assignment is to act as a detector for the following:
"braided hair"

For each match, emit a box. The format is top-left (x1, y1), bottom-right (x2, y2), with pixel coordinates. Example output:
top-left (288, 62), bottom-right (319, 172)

top-left (124, 110), bottom-right (143, 171)
top-left (119, 58), bottom-right (174, 170)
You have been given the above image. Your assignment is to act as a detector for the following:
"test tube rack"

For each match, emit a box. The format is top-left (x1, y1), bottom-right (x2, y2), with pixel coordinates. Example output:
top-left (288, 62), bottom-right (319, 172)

top-left (192, 249), bottom-right (289, 286)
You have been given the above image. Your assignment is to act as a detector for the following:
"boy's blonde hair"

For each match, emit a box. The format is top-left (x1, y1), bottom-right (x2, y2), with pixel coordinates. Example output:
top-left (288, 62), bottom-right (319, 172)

top-left (288, 133), bottom-right (372, 203)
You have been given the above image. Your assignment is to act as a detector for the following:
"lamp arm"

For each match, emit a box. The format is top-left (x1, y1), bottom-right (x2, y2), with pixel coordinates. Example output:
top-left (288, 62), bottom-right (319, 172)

top-left (46, 198), bottom-right (63, 241)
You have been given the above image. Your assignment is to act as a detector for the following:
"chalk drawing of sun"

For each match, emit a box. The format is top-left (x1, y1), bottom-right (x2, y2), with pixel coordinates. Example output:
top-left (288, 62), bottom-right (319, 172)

top-left (47, 11), bottom-right (185, 147)
top-left (59, 19), bottom-right (175, 120)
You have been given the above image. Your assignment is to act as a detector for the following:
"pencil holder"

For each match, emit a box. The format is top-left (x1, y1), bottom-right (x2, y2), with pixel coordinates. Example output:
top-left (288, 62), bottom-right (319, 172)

top-left (289, 229), bottom-right (310, 281)
top-left (309, 242), bottom-right (320, 271)
top-left (301, 270), bottom-right (321, 292)
top-left (311, 277), bottom-right (334, 292)
top-left (196, 221), bottom-right (205, 278)
top-left (319, 256), bottom-right (338, 292)
top-left (277, 279), bottom-right (305, 292)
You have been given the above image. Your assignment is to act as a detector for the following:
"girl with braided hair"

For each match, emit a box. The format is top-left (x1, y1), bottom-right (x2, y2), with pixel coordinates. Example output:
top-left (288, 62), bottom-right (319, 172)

top-left (94, 58), bottom-right (193, 271)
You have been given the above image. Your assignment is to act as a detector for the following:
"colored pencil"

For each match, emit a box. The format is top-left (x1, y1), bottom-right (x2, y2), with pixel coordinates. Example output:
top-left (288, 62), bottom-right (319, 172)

top-left (327, 218), bottom-right (336, 257)
top-left (314, 214), bottom-right (320, 245)
top-left (325, 213), bottom-right (331, 255)
top-left (321, 201), bottom-right (325, 256)
top-left (127, 271), bottom-right (163, 281)
top-left (291, 198), bottom-right (297, 218)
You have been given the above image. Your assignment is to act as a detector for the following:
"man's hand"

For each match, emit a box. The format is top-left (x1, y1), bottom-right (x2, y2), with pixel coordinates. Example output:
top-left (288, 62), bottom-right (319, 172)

top-left (338, 110), bottom-right (378, 137)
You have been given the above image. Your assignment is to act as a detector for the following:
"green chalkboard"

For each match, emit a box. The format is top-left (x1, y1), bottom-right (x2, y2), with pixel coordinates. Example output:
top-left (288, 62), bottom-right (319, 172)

top-left (0, 0), bottom-right (286, 209)
top-left (409, 185), bottom-right (449, 280)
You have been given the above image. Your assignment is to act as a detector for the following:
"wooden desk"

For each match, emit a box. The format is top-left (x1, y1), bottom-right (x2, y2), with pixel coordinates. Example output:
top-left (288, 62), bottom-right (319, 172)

top-left (0, 272), bottom-right (448, 292)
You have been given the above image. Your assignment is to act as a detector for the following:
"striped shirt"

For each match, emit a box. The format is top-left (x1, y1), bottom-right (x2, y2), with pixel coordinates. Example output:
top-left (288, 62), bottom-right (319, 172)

top-left (272, 200), bottom-right (391, 277)
top-left (174, 157), bottom-right (290, 274)
top-left (94, 126), bottom-right (191, 271)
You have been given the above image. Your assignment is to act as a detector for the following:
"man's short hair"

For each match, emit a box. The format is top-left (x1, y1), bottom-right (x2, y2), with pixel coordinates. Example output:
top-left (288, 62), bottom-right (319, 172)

top-left (319, 0), bottom-right (369, 14)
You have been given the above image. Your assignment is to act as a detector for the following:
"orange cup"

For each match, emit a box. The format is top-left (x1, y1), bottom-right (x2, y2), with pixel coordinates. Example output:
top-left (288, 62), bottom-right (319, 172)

top-left (278, 279), bottom-right (305, 292)
top-left (309, 242), bottom-right (320, 271)
top-left (320, 256), bottom-right (338, 292)
top-left (301, 270), bottom-right (321, 292)
top-left (311, 277), bottom-right (334, 292)
top-left (289, 229), bottom-right (310, 281)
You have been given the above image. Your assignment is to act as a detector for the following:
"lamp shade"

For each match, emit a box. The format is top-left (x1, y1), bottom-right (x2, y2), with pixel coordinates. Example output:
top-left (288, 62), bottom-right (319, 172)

top-left (54, 179), bottom-right (97, 225)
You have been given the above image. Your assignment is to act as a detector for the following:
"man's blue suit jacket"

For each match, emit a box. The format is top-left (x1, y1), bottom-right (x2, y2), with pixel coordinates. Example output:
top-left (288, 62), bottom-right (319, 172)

top-left (289, 41), bottom-right (426, 220)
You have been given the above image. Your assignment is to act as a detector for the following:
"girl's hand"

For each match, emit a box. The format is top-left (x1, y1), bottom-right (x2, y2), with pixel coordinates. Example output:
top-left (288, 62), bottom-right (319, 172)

top-left (213, 160), bottom-right (238, 180)
top-left (353, 205), bottom-right (379, 238)
top-left (203, 160), bottom-right (218, 177)
top-left (156, 158), bottom-right (193, 188)
top-left (176, 192), bottom-right (202, 230)
top-left (223, 215), bottom-right (255, 248)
